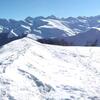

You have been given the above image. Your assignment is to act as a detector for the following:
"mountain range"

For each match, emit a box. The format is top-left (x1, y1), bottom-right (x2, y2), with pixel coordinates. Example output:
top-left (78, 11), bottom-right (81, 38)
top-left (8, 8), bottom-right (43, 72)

top-left (0, 15), bottom-right (100, 46)
top-left (0, 15), bottom-right (100, 99)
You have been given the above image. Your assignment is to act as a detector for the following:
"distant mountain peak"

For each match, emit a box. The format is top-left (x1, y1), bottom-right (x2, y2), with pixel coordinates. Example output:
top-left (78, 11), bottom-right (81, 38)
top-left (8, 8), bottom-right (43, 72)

top-left (0, 15), bottom-right (100, 46)
top-left (46, 15), bottom-right (58, 19)
top-left (25, 16), bottom-right (34, 23)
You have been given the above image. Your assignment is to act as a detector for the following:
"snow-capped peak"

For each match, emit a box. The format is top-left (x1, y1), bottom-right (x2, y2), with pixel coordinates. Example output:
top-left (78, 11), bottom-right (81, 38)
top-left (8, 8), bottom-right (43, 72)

top-left (39, 19), bottom-right (75, 36)
top-left (0, 15), bottom-right (100, 46)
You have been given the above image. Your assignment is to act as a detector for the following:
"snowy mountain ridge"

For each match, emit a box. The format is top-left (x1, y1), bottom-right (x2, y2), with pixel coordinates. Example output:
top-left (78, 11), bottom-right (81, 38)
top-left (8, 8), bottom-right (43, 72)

top-left (0, 37), bottom-right (100, 99)
top-left (0, 15), bottom-right (100, 46)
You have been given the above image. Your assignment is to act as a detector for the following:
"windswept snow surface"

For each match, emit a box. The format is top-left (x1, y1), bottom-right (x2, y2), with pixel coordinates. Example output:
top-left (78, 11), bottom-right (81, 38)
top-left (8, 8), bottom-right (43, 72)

top-left (0, 38), bottom-right (100, 100)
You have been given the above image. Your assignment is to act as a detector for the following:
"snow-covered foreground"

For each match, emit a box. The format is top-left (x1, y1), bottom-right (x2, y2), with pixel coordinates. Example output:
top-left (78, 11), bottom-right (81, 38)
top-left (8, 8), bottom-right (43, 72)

top-left (0, 38), bottom-right (100, 100)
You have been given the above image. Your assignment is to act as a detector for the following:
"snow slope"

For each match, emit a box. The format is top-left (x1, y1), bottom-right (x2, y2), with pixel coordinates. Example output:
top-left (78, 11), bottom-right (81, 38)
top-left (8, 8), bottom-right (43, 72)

top-left (0, 38), bottom-right (100, 100)
top-left (39, 19), bottom-right (75, 36)
top-left (66, 28), bottom-right (100, 46)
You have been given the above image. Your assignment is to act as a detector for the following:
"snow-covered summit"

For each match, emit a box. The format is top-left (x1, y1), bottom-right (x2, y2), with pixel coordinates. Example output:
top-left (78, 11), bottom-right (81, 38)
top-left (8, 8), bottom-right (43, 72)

top-left (0, 37), bottom-right (100, 99)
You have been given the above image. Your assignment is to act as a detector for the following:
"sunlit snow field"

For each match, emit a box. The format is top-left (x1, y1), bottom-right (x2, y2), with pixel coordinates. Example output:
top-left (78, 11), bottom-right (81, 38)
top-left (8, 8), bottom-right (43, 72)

top-left (0, 37), bottom-right (100, 100)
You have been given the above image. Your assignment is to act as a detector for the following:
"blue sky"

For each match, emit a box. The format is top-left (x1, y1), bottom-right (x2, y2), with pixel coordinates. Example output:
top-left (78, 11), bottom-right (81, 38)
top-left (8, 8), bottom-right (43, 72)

top-left (0, 0), bottom-right (100, 20)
